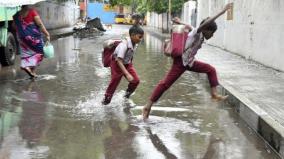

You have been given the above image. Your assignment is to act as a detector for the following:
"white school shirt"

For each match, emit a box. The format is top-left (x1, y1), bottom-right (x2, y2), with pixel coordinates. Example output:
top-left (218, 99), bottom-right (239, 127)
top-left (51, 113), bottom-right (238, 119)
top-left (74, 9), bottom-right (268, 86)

top-left (113, 37), bottom-right (138, 64)
top-left (182, 28), bottom-right (204, 67)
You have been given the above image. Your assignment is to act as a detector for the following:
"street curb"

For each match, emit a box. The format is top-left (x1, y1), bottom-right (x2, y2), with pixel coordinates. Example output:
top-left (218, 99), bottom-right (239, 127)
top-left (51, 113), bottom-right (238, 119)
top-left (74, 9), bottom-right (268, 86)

top-left (48, 27), bottom-right (75, 40)
top-left (50, 31), bottom-right (74, 40)
top-left (219, 81), bottom-right (284, 158)
top-left (49, 31), bottom-right (74, 40)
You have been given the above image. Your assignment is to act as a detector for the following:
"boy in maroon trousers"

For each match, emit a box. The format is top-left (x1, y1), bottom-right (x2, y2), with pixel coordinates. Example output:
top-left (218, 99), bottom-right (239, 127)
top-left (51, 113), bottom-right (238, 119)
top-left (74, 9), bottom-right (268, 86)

top-left (142, 3), bottom-right (233, 119)
top-left (102, 25), bottom-right (144, 105)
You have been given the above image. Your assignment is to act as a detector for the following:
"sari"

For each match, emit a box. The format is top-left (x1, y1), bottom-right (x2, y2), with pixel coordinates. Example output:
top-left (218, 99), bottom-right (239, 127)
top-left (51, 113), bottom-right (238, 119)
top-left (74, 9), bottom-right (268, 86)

top-left (13, 9), bottom-right (44, 68)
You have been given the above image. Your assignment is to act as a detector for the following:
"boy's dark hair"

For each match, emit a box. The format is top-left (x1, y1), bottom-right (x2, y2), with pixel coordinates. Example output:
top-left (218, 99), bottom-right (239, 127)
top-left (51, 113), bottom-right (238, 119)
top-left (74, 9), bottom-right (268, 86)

top-left (200, 17), bottom-right (217, 32)
top-left (21, 5), bottom-right (29, 9)
top-left (132, 13), bottom-right (143, 20)
top-left (129, 25), bottom-right (144, 36)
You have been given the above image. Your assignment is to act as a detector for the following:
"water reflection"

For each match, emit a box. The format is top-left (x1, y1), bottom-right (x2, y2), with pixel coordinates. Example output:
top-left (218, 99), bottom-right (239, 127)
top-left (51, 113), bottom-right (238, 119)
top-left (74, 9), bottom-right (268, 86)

top-left (201, 135), bottom-right (223, 159)
top-left (19, 82), bottom-right (47, 145)
top-left (0, 103), bottom-right (22, 158)
top-left (0, 81), bottom-right (49, 158)
top-left (53, 37), bottom-right (80, 65)
top-left (146, 127), bottom-right (178, 159)
top-left (103, 114), bottom-right (139, 159)
top-left (144, 33), bottom-right (163, 55)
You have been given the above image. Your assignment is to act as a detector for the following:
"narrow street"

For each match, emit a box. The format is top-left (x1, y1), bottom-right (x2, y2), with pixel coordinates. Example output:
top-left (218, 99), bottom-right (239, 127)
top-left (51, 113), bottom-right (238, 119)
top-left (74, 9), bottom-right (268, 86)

top-left (0, 25), bottom-right (280, 159)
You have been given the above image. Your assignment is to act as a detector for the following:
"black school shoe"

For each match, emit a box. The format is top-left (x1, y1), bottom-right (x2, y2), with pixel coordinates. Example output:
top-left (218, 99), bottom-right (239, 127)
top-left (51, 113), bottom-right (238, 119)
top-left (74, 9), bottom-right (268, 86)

top-left (124, 91), bottom-right (133, 98)
top-left (102, 96), bottom-right (111, 105)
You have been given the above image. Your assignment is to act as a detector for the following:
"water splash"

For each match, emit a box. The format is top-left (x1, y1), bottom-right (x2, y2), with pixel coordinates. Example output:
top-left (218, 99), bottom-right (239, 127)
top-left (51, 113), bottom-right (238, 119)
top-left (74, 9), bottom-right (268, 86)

top-left (95, 67), bottom-right (110, 77)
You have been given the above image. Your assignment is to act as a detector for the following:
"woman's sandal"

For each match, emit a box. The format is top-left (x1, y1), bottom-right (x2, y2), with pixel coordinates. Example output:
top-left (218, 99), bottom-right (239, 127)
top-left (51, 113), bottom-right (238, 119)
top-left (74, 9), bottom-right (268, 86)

top-left (22, 67), bottom-right (36, 79)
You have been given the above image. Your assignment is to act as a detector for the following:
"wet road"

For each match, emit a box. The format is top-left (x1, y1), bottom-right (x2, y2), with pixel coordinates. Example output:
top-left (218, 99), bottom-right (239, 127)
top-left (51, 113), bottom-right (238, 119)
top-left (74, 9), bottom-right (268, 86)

top-left (0, 25), bottom-right (280, 159)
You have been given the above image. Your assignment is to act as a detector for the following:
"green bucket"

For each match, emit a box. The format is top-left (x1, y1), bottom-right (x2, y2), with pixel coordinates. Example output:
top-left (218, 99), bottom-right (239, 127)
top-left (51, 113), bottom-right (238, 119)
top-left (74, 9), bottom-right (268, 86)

top-left (43, 42), bottom-right (54, 58)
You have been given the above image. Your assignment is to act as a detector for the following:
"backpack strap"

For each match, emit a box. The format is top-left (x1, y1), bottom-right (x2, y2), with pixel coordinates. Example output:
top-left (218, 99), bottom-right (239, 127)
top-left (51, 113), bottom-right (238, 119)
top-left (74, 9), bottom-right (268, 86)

top-left (121, 38), bottom-right (135, 62)
top-left (121, 38), bottom-right (133, 51)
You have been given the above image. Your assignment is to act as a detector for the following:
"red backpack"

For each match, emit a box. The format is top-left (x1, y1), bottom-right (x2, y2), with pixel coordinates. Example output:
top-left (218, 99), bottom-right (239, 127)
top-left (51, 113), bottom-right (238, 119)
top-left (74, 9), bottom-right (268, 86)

top-left (102, 39), bottom-right (122, 67)
top-left (164, 25), bottom-right (189, 57)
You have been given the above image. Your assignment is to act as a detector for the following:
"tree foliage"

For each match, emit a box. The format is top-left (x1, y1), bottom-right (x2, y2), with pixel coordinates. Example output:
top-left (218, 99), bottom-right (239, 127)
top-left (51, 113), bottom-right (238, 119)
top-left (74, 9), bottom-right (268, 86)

top-left (109, 0), bottom-right (132, 6)
top-left (135, 0), bottom-right (148, 14)
top-left (110, 0), bottom-right (189, 14)
top-left (150, 0), bottom-right (188, 14)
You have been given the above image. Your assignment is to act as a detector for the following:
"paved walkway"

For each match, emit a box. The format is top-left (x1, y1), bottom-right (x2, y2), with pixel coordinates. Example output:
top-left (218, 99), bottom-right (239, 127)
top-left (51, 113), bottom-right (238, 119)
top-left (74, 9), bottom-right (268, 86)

top-left (199, 45), bottom-right (284, 127)
top-left (144, 26), bottom-right (284, 158)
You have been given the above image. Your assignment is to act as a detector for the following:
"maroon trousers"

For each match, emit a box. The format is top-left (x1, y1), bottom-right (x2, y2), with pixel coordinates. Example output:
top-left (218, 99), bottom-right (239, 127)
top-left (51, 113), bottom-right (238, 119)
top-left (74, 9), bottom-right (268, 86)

top-left (104, 59), bottom-right (140, 101)
top-left (150, 57), bottom-right (219, 102)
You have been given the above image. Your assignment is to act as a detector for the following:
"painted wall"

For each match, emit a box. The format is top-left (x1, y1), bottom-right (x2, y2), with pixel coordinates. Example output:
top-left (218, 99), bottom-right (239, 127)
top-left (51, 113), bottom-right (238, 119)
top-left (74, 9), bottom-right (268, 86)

top-left (35, 1), bottom-right (80, 30)
top-left (146, 12), bottom-right (157, 28)
top-left (197, 0), bottom-right (284, 71)
top-left (181, 1), bottom-right (197, 27)
top-left (87, 2), bottom-right (116, 24)
top-left (146, 12), bottom-right (169, 32)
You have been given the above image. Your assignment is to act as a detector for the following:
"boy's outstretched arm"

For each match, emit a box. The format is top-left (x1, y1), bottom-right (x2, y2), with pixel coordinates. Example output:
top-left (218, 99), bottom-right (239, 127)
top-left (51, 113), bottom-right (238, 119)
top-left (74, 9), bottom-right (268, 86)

top-left (197, 3), bottom-right (232, 33)
top-left (172, 17), bottom-right (193, 32)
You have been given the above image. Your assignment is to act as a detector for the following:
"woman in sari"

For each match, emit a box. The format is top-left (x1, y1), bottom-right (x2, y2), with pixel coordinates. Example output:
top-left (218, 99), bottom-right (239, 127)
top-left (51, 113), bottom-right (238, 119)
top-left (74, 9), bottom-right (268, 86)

top-left (13, 5), bottom-right (50, 78)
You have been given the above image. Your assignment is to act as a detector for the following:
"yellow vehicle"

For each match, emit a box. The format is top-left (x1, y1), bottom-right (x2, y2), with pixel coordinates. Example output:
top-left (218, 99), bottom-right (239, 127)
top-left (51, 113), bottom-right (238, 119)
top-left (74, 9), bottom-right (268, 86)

top-left (125, 17), bottom-right (132, 24)
top-left (114, 14), bottom-right (126, 24)
top-left (124, 14), bottom-right (133, 24)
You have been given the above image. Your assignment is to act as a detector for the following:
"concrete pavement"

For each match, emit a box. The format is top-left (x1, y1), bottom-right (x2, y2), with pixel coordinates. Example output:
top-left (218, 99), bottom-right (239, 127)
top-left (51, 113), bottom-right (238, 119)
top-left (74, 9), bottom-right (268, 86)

top-left (145, 26), bottom-right (284, 158)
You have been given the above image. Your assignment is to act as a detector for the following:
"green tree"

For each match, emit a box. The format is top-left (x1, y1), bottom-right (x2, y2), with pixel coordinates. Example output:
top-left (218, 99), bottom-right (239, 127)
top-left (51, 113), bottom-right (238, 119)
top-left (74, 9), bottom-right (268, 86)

top-left (149, 0), bottom-right (188, 14)
top-left (136, 0), bottom-right (148, 14)
top-left (110, 0), bottom-right (189, 14)
top-left (109, 0), bottom-right (132, 6)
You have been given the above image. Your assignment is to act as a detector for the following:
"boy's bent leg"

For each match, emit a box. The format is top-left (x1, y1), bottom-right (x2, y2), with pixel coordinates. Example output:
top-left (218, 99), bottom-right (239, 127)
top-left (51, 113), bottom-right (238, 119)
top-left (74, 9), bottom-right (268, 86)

top-left (103, 75), bottom-right (123, 104)
top-left (188, 60), bottom-right (219, 87)
top-left (103, 76), bottom-right (123, 104)
top-left (125, 64), bottom-right (140, 98)
top-left (142, 100), bottom-right (153, 120)
top-left (150, 62), bottom-right (186, 103)
top-left (143, 62), bottom-right (185, 119)
top-left (189, 60), bottom-right (227, 100)
top-left (103, 61), bottom-right (124, 105)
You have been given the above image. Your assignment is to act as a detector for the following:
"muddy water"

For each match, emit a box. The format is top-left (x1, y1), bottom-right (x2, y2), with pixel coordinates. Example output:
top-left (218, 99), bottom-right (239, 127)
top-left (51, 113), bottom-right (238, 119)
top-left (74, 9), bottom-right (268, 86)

top-left (0, 25), bottom-right (280, 159)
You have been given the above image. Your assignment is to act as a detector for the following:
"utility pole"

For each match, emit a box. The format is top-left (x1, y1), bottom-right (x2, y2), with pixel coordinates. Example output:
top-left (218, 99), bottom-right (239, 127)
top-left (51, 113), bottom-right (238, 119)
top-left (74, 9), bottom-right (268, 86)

top-left (169, 0), bottom-right (171, 20)
top-left (132, 0), bottom-right (134, 14)
top-left (168, 0), bottom-right (172, 33)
